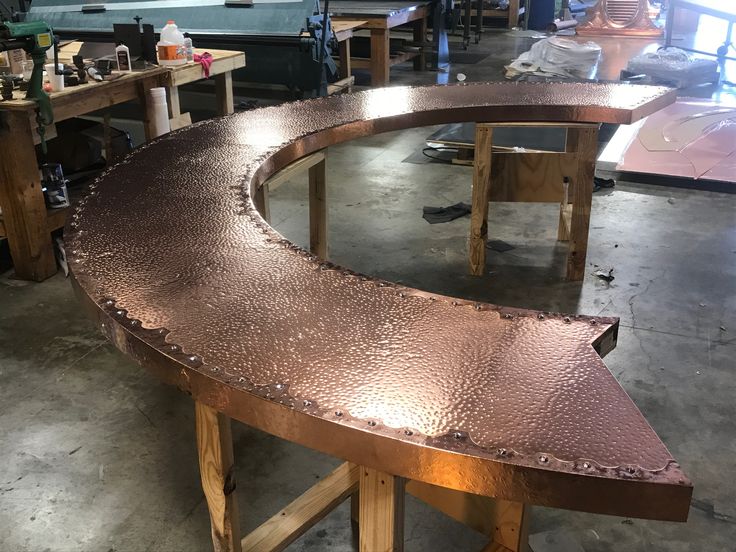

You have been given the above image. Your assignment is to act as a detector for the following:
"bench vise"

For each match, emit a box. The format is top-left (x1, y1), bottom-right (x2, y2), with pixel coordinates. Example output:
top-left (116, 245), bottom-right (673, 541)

top-left (0, 20), bottom-right (56, 127)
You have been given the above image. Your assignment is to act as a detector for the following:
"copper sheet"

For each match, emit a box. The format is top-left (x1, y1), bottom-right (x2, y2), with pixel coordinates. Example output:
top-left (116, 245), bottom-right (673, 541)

top-left (618, 99), bottom-right (736, 182)
top-left (67, 82), bottom-right (691, 521)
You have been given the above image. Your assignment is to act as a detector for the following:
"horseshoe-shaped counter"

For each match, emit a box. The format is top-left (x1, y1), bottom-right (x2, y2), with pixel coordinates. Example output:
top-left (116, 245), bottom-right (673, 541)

top-left (68, 82), bottom-right (691, 550)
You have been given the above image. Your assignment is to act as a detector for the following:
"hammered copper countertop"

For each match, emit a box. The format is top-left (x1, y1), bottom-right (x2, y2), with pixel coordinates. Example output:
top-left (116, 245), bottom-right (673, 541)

top-left (68, 82), bottom-right (691, 520)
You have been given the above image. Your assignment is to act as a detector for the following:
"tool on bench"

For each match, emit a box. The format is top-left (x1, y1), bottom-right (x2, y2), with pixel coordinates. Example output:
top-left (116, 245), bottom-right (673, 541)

top-left (0, 20), bottom-right (59, 151)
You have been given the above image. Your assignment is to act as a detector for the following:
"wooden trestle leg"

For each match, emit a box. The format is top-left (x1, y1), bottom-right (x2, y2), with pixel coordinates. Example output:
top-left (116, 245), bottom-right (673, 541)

top-left (196, 401), bottom-right (242, 552)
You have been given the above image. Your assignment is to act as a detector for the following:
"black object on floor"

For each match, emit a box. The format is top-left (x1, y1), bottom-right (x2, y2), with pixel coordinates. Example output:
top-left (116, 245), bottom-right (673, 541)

top-left (593, 176), bottom-right (615, 192)
top-left (422, 202), bottom-right (471, 224)
top-left (486, 239), bottom-right (515, 252)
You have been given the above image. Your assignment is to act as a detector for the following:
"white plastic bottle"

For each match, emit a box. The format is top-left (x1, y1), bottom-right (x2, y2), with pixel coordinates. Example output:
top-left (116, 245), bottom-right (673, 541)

top-left (116, 42), bottom-right (132, 72)
top-left (183, 33), bottom-right (194, 63)
top-left (157, 20), bottom-right (187, 66)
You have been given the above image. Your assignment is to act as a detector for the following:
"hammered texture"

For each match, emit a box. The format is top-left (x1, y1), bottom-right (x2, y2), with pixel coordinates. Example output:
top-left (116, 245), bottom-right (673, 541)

top-left (69, 82), bottom-right (678, 473)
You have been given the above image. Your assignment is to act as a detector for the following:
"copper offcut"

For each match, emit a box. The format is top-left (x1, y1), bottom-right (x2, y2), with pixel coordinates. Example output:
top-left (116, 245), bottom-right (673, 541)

top-left (67, 82), bottom-right (690, 521)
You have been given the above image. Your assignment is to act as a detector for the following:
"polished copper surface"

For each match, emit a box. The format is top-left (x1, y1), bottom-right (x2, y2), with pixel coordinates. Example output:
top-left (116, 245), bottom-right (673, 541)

top-left (68, 82), bottom-right (691, 521)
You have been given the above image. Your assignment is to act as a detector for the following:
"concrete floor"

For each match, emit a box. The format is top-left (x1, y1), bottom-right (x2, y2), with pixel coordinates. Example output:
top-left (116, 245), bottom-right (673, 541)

top-left (2, 26), bottom-right (736, 552)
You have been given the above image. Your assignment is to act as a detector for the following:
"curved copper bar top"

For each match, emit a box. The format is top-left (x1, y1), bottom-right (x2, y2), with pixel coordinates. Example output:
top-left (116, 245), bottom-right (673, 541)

top-left (68, 82), bottom-right (691, 521)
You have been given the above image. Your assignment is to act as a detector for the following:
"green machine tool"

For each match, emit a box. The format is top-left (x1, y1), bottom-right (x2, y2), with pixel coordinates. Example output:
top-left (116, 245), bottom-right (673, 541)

top-left (0, 20), bottom-right (56, 132)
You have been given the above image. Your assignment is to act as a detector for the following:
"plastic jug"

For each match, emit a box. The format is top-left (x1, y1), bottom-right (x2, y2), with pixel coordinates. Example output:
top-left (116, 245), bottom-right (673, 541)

top-left (157, 20), bottom-right (187, 66)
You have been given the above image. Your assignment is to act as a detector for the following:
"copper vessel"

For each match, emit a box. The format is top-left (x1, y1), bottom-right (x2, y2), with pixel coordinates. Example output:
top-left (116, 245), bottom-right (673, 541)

top-left (577, 0), bottom-right (664, 37)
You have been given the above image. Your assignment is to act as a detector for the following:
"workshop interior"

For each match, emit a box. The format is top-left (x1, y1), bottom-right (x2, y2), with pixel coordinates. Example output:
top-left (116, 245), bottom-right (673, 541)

top-left (0, 1), bottom-right (734, 551)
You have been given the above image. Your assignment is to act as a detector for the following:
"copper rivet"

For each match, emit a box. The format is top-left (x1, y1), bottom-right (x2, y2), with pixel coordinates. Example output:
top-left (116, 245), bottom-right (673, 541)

top-left (368, 421), bottom-right (376, 427)
top-left (303, 400), bottom-right (312, 407)
top-left (539, 455), bottom-right (549, 463)
top-left (335, 410), bottom-right (343, 417)
top-left (564, 317), bottom-right (571, 323)
top-left (404, 430), bottom-right (413, 436)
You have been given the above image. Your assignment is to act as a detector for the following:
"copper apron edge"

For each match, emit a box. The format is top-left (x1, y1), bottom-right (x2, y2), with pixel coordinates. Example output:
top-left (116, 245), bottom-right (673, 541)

top-left (67, 82), bottom-right (691, 521)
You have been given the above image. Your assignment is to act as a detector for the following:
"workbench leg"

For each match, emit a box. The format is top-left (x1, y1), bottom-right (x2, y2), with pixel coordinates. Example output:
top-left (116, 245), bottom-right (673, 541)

top-left (339, 38), bottom-right (352, 79)
top-left (508, 0), bottom-right (520, 28)
top-left (565, 127), bottom-right (598, 281)
top-left (167, 85), bottom-right (182, 119)
top-left (0, 110), bottom-right (56, 281)
top-left (469, 124), bottom-right (493, 276)
top-left (359, 467), bottom-right (405, 552)
top-left (308, 155), bottom-right (328, 259)
top-left (475, 0), bottom-right (483, 42)
top-left (195, 401), bottom-right (242, 552)
top-left (370, 29), bottom-right (390, 87)
top-left (413, 16), bottom-right (427, 71)
top-left (215, 71), bottom-right (235, 116)
top-left (137, 76), bottom-right (161, 142)
top-left (463, 0), bottom-right (472, 47)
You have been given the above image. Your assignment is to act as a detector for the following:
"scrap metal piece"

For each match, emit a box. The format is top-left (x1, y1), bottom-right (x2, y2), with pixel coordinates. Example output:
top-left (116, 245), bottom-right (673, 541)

top-left (67, 82), bottom-right (691, 521)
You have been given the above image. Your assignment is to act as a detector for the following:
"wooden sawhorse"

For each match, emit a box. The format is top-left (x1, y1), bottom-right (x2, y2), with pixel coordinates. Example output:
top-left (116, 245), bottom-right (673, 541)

top-left (469, 122), bottom-right (600, 282)
top-left (258, 122), bottom-right (599, 284)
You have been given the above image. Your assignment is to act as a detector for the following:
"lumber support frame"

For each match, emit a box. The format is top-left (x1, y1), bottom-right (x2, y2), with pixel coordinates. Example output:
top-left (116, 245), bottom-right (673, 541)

top-left (470, 122), bottom-right (599, 281)
top-left (241, 462), bottom-right (359, 552)
top-left (193, 432), bottom-right (530, 552)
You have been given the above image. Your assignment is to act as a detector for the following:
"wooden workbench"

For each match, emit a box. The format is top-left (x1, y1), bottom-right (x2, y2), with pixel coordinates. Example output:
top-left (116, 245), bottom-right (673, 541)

top-left (162, 47), bottom-right (246, 126)
top-left (57, 43), bottom-right (246, 123)
top-left (332, 19), bottom-right (367, 88)
top-left (325, 1), bottom-right (431, 86)
top-left (0, 66), bottom-right (167, 281)
top-left (0, 48), bottom-right (245, 282)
